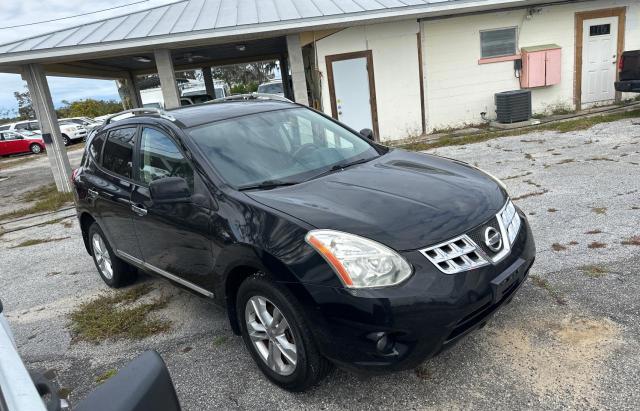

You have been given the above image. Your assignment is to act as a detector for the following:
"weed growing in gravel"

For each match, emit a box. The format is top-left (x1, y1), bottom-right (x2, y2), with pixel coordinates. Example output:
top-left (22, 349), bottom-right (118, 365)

top-left (556, 159), bottom-right (575, 165)
top-left (503, 171), bottom-right (532, 180)
top-left (414, 366), bottom-right (432, 380)
top-left (585, 229), bottom-right (603, 234)
top-left (588, 241), bottom-right (607, 249)
top-left (529, 275), bottom-right (566, 305)
top-left (548, 208), bottom-right (558, 213)
top-left (213, 336), bottom-right (228, 347)
top-left (579, 265), bottom-right (608, 278)
top-left (621, 236), bottom-right (640, 246)
top-left (0, 184), bottom-right (74, 221)
top-left (69, 284), bottom-right (171, 343)
top-left (587, 156), bottom-right (616, 162)
top-left (512, 189), bottom-right (549, 201)
top-left (591, 207), bottom-right (607, 215)
top-left (551, 243), bottom-right (567, 251)
top-left (95, 369), bottom-right (117, 384)
top-left (11, 236), bottom-right (69, 248)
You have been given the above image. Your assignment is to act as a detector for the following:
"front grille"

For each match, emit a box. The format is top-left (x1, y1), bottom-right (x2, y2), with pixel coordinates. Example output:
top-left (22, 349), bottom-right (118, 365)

top-left (420, 199), bottom-right (522, 273)
top-left (467, 216), bottom-right (502, 258)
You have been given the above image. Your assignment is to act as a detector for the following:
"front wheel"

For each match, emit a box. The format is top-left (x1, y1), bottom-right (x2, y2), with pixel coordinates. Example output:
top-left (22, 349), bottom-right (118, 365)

top-left (62, 134), bottom-right (70, 146)
top-left (237, 274), bottom-right (332, 391)
top-left (30, 143), bottom-right (42, 154)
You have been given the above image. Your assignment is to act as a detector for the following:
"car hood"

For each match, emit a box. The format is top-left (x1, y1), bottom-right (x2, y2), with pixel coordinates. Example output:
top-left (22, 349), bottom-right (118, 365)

top-left (247, 149), bottom-right (507, 251)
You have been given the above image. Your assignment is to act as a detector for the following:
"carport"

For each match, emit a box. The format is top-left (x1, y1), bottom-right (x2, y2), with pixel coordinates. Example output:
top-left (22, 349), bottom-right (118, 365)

top-left (0, 0), bottom-right (541, 192)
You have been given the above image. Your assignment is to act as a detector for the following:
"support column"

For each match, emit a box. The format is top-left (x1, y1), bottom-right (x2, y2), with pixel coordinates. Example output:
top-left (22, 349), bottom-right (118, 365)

top-left (154, 49), bottom-right (180, 109)
top-left (279, 54), bottom-right (293, 100)
top-left (126, 72), bottom-right (142, 108)
top-left (286, 34), bottom-right (309, 106)
top-left (21, 64), bottom-right (73, 193)
top-left (202, 66), bottom-right (215, 99)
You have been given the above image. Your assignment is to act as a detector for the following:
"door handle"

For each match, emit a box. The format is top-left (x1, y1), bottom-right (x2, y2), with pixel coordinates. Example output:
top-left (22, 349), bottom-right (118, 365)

top-left (87, 188), bottom-right (99, 199)
top-left (131, 204), bottom-right (147, 216)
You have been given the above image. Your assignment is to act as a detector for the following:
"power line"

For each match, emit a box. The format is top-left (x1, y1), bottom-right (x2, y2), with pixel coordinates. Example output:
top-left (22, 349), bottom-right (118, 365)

top-left (0, 0), bottom-right (153, 30)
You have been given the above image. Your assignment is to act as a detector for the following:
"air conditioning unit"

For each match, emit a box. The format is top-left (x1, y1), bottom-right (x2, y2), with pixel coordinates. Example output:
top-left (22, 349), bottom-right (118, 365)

top-left (495, 90), bottom-right (531, 124)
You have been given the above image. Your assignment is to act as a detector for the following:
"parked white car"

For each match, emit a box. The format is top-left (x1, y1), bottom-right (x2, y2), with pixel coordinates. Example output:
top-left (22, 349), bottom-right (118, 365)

top-left (0, 120), bottom-right (86, 145)
top-left (257, 80), bottom-right (284, 96)
top-left (60, 117), bottom-right (102, 131)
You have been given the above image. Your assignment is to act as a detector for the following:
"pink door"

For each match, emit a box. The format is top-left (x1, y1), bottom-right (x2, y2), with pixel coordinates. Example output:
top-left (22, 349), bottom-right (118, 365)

top-left (527, 51), bottom-right (547, 87)
top-left (545, 48), bottom-right (561, 85)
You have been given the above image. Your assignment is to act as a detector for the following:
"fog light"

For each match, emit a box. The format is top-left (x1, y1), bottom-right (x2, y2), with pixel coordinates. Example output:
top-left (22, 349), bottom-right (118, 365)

top-left (375, 333), bottom-right (395, 354)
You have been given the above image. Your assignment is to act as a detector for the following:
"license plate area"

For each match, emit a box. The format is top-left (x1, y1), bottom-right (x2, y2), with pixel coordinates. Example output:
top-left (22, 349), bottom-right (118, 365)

top-left (490, 260), bottom-right (524, 303)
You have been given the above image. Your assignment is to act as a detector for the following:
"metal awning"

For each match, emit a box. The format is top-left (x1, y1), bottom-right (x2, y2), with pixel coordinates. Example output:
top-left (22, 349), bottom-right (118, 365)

top-left (0, 0), bottom-right (563, 68)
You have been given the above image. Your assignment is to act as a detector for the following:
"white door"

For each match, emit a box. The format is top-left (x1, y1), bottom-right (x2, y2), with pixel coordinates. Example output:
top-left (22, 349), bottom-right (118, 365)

top-left (331, 57), bottom-right (374, 132)
top-left (581, 17), bottom-right (618, 105)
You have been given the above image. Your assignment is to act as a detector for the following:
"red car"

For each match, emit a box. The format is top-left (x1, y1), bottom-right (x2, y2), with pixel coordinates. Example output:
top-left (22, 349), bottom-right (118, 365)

top-left (0, 131), bottom-right (45, 156)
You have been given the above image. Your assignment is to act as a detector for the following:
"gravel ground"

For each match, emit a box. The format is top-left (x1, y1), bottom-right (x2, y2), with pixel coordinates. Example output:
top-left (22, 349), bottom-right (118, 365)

top-left (0, 119), bottom-right (639, 410)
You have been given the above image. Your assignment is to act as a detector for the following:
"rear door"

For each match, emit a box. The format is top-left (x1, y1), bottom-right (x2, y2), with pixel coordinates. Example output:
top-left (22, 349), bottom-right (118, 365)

top-left (130, 126), bottom-right (215, 295)
top-left (89, 126), bottom-right (143, 260)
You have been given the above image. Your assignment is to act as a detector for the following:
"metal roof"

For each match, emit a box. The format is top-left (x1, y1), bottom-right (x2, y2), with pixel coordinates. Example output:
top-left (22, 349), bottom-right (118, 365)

top-left (0, 0), bottom-right (561, 64)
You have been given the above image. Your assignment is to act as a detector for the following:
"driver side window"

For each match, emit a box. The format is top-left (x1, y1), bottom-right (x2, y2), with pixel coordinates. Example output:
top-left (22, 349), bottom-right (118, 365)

top-left (139, 127), bottom-right (194, 189)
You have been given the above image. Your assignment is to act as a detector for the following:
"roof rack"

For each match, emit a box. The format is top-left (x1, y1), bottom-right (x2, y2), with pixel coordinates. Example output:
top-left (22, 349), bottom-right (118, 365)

top-left (104, 108), bottom-right (176, 125)
top-left (212, 93), bottom-right (292, 103)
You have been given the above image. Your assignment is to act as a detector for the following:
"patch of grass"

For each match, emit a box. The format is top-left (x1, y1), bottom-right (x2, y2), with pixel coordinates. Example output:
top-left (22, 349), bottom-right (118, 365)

top-left (69, 284), bottom-right (171, 343)
top-left (524, 153), bottom-right (535, 161)
top-left (568, 241), bottom-right (579, 245)
top-left (414, 366), bottom-right (432, 380)
top-left (621, 235), bottom-right (640, 246)
top-left (0, 155), bottom-right (40, 171)
top-left (95, 369), bottom-right (117, 384)
top-left (579, 264), bottom-right (608, 278)
top-left (529, 275), bottom-right (566, 305)
top-left (11, 236), bottom-right (69, 248)
top-left (632, 206), bottom-right (640, 210)
top-left (400, 108), bottom-right (640, 152)
top-left (551, 243), bottom-right (567, 252)
top-left (591, 207), bottom-right (607, 215)
top-left (0, 184), bottom-right (74, 221)
top-left (585, 229), bottom-right (602, 234)
top-left (556, 158), bottom-right (575, 165)
top-left (213, 336), bottom-right (228, 347)
top-left (503, 171), bottom-right (532, 180)
top-left (588, 241), bottom-right (607, 249)
top-left (512, 189), bottom-right (549, 201)
top-left (547, 208), bottom-right (558, 213)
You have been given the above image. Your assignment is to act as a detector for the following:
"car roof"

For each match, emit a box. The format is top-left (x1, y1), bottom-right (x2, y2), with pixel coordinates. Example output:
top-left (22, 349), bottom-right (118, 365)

top-left (165, 100), bottom-right (298, 128)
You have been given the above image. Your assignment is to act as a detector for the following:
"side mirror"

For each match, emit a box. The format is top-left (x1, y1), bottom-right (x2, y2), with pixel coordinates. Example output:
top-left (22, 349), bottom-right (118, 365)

top-left (359, 128), bottom-right (375, 141)
top-left (149, 177), bottom-right (191, 204)
top-left (74, 351), bottom-right (181, 411)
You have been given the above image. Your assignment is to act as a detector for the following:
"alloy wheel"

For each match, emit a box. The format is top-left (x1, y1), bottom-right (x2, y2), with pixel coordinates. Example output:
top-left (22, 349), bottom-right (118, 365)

top-left (31, 145), bottom-right (41, 154)
top-left (245, 296), bottom-right (297, 376)
top-left (92, 233), bottom-right (113, 280)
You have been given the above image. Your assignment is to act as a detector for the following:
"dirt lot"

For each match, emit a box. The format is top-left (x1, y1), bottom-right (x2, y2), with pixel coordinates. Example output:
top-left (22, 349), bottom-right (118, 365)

top-left (1, 119), bottom-right (639, 410)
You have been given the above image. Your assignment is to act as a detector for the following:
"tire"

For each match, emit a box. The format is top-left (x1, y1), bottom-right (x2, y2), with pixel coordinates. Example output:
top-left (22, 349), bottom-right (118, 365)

top-left (62, 135), bottom-right (70, 146)
top-left (237, 273), bottom-right (332, 391)
top-left (88, 222), bottom-right (137, 288)
top-left (30, 143), bottom-right (42, 154)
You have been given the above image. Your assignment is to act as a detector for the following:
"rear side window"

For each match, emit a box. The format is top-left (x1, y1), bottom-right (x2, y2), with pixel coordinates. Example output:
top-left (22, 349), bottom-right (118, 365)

top-left (0, 125), bottom-right (9, 131)
top-left (15, 123), bottom-right (29, 130)
top-left (89, 132), bottom-right (106, 162)
top-left (102, 127), bottom-right (136, 178)
top-left (139, 127), bottom-right (194, 189)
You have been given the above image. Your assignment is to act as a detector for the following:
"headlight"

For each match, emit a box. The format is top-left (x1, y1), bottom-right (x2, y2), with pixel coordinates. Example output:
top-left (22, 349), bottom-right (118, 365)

top-left (305, 230), bottom-right (413, 288)
top-left (67, 126), bottom-right (77, 132)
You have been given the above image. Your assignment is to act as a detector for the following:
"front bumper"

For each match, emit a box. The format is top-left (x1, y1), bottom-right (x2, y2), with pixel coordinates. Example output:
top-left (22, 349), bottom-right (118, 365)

top-left (296, 211), bottom-right (535, 373)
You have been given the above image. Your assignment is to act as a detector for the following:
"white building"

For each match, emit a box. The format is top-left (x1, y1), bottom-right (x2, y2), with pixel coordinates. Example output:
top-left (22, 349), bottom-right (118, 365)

top-left (0, 0), bottom-right (638, 149)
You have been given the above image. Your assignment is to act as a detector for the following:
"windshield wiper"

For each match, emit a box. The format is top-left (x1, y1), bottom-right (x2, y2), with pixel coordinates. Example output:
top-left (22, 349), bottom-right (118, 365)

top-left (305, 157), bottom-right (374, 182)
top-left (238, 180), bottom-right (299, 191)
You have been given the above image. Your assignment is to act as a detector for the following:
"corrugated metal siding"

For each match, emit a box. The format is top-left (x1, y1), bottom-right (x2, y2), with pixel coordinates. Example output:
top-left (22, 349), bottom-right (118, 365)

top-left (0, 0), bottom-right (464, 54)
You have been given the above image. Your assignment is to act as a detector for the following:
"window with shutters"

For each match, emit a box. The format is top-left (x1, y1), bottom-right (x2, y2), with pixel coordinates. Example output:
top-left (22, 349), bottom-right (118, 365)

top-left (480, 27), bottom-right (518, 59)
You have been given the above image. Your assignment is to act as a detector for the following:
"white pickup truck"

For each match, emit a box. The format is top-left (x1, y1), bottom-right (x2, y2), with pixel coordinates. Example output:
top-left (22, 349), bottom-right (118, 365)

top-left (0, 120), bottom-right (86, 146)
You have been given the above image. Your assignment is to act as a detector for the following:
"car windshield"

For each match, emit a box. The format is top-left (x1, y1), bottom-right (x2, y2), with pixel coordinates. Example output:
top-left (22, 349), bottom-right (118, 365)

top-left (257, 83), bottom-right (283, 94)
top-left (188, 107), bottom-right (379, 189)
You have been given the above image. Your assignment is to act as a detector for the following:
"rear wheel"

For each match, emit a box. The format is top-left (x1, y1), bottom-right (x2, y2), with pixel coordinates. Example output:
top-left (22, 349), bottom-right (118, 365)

top-left (62, 134), bottom-right (70, 146)
top-left (29, 143), bottom-right (42, 154)
top-left (237, 274), bottom-right (332, 391)
top-left (88, 222), bottom-right (136, 287)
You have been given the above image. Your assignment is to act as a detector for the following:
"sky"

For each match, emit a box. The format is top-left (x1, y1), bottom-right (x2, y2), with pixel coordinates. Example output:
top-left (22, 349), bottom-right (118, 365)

top-left (0, 0), bottom-right (178, 117)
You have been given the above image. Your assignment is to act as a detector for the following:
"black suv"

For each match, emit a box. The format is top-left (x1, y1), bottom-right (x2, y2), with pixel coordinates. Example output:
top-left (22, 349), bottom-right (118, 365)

top-left (73, 100), bottom-right (535, 391)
